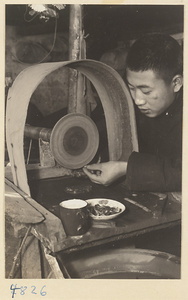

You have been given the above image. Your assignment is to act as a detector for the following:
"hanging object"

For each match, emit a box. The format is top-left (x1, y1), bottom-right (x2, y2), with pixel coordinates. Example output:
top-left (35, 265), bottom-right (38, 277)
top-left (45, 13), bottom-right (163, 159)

top-left (27, 4), bottom-right (66, 21)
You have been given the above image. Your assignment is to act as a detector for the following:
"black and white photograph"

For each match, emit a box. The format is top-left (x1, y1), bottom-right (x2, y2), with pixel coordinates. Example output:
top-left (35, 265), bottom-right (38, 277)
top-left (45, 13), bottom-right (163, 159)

top-left (2, 1), bottom-right (187, 299)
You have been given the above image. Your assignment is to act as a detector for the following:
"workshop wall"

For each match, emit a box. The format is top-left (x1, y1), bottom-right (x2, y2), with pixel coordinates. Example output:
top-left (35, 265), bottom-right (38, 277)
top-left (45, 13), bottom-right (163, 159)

top-left (5, 2), bottom-right (184, 118)
top-left (6, 25), bottom-right (70, 117)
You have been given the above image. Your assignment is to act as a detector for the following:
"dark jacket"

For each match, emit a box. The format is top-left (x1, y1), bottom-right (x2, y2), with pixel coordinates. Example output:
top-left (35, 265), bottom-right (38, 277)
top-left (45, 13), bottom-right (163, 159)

top-left (126, 88), bottom-right (183, 192)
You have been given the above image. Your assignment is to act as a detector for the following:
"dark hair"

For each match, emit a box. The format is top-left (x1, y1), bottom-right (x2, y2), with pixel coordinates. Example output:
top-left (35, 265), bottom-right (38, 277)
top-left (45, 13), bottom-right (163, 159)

top-left (126, 33), bottom-right (183, 83)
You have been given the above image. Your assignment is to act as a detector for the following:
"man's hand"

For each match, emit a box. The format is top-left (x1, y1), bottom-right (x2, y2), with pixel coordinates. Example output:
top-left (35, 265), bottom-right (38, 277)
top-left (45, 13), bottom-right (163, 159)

top-left (83, 161), bottom-right (127, 186)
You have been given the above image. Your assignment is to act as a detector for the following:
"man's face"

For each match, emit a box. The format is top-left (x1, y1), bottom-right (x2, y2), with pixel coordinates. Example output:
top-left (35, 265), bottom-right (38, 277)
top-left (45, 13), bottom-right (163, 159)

top-left (126, 69), bottom-right (176, 118)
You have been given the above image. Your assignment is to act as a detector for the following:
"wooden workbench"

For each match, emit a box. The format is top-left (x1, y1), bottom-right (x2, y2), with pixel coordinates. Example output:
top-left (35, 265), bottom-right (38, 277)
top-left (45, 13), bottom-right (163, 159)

top-left (5, 174), bottom-right (181, 278)
top-left (29, 176), bottom-right (181, 254)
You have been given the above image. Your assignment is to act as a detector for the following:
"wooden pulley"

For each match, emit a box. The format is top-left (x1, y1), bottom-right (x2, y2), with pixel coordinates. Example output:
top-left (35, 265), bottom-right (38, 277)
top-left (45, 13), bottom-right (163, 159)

top-left (50, 113), bottom-right (99, 169)
top-left (24, 113), bottom-right (99, 169)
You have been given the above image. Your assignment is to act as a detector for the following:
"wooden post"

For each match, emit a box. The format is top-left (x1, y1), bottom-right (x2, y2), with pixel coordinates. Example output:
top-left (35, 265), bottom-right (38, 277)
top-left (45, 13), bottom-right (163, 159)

top-left (68, 5), bottom-right (87, 114)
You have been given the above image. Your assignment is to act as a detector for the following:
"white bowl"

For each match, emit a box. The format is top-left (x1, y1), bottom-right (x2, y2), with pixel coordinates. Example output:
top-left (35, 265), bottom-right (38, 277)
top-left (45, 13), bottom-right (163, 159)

top-left (86, 198), bottom-right (126, 220)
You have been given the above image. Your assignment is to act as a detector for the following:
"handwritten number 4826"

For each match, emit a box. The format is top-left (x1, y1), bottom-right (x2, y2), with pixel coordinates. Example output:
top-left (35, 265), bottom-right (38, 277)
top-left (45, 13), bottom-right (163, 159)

top-left (10, 284), bottom-right (47, 298)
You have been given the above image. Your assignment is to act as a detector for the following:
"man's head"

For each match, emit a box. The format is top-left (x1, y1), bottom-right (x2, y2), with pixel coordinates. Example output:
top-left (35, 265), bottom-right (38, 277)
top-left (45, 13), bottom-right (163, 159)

top-left (125, 33), bottom-right (183, 117)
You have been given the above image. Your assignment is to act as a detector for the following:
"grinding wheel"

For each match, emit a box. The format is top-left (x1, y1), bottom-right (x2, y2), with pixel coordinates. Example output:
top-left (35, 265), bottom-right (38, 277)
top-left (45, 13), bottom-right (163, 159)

top-left (50, 113), bottom-right (99, 169)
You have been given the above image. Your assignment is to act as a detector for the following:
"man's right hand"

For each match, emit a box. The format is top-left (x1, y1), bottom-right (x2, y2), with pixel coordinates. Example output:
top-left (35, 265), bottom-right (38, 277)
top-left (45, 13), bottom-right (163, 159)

top-left (83, 161), bottom-right (127, 186)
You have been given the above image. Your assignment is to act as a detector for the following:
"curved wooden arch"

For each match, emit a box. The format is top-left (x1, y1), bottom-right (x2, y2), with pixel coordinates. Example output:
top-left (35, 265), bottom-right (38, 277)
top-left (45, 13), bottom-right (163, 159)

top-left (6, 59), bottom-right (138, 195)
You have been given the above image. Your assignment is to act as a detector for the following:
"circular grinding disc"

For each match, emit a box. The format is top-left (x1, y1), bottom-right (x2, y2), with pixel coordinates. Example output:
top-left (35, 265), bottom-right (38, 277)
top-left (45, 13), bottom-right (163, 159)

top-left (50, 113), bottom-right (99, 169)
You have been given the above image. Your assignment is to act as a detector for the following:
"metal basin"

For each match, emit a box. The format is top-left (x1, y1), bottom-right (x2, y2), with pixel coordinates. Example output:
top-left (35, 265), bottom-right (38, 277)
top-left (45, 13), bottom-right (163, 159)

top-left (56, 248), bottom-right (180, 279)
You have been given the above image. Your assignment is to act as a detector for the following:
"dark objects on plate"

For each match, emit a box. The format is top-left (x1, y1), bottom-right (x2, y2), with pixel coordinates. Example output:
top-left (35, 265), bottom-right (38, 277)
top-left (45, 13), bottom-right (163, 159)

top-left (88, 203), bottom-right (121, 216)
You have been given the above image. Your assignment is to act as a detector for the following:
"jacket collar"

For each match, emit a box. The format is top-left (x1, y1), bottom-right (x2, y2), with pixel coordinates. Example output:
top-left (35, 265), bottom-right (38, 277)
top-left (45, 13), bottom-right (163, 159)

top-left (162, 87), bottom-right (183, 118)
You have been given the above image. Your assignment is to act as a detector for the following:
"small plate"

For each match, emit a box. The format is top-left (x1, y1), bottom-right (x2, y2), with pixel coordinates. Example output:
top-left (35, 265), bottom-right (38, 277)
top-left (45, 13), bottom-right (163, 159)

top-left (86, 198), bottom-right (126, 220)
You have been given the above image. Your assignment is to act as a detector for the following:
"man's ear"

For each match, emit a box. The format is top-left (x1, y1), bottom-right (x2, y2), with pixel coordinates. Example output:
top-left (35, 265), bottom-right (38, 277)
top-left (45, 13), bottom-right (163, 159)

top-left (172, 75), bottom-right (183, 92)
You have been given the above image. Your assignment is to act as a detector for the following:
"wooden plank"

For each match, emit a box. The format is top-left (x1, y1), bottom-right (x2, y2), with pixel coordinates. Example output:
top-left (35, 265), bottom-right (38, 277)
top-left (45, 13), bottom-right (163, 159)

top-left (5, 215), bottom-right (22, 278)
top-left (5, 178), bottom-right (67, 252)
top-left (21, 236), bottom-right (42, 278)
top-left (60, 221), bottom-right (181, 255)
top-left (42, 246), bottom-right (65, 278)
top-left (5, 183), bottom-right (45, 224)
top-left (5, 164), bottom-right (73, 181)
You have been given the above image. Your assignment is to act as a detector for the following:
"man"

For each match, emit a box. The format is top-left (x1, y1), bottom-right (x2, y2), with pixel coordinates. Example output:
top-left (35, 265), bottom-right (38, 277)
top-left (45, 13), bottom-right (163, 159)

top-left (83, 33), bottom-right (183, 192)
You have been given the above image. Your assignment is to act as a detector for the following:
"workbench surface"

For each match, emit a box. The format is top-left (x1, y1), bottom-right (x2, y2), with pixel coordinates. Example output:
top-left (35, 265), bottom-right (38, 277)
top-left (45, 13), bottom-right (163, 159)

top-left (29, 176), bottom-right (181, 253)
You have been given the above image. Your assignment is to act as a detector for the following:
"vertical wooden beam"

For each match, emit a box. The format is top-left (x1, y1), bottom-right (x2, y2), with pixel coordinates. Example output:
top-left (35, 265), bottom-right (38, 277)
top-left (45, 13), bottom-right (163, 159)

top-left (68, 5), bottom-right (83, 61)
top-left (68, 5), bottom-right (87, 114)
